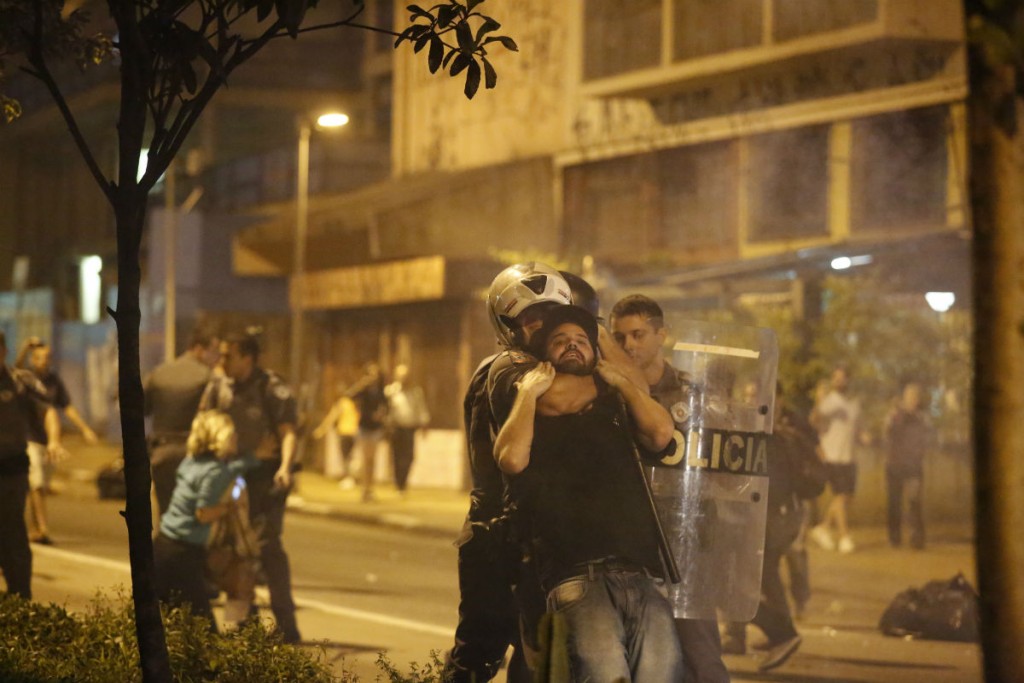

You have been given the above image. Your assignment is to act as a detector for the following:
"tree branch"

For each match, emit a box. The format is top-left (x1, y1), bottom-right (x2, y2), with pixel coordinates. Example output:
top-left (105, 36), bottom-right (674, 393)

top-left (24, 4), bottom-right (114, 203)
top-left (145, 18), bottom-right (287, 189)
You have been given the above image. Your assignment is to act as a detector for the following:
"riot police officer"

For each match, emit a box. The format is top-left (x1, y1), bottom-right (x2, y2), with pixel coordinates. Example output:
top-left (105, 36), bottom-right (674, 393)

top-left (200, 331), bottom-right (301, 643)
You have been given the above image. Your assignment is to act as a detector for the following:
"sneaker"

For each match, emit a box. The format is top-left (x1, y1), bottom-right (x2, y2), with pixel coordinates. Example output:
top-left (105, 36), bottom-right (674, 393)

top-left (838, 535), bottom-right (856, 554)
top-left (758, 635), bottom-right (801, 672)
top-left (809, 525), bottom-right (836, 551)
top-left (721, 635), bottom-right (747, 655)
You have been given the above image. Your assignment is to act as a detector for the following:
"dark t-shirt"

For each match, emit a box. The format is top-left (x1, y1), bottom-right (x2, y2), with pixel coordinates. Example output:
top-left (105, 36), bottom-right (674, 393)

top-left (200, 368), bottom-right (297, 463)
top-left (354, 380), bottom-right (387, 431)
top-left (504, 390), bottom-right (664, 590)
top-left (886, 408), bottom-right (933, 475)
top-left (0, 367), bottom-right (51, 470)
top-left (24, 370), bottom-right (69, 444)
top-left (144, 354), bottom-right (212, 438)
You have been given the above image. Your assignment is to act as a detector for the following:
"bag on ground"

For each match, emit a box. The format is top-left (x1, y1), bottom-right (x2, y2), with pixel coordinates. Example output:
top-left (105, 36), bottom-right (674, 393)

top-left (879, 572), bottom-right (980, 642)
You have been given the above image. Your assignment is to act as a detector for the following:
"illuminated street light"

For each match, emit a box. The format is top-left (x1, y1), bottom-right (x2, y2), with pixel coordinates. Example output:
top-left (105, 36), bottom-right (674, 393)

top-left (317, 112), bottom-right (350, 128)
top-left (926, 291), bottom-right (956, 313)
top-left (291, 110), bottom-right (350, 385)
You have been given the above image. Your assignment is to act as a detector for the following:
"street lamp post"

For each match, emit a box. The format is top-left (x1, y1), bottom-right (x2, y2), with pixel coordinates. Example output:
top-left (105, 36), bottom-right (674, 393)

top-left (289, 112), bottom-right (349, 386)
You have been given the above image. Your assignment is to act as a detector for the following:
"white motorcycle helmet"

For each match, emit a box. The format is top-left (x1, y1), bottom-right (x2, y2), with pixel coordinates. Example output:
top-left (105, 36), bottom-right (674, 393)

top-left (487, 262), bottom-right (572, 347)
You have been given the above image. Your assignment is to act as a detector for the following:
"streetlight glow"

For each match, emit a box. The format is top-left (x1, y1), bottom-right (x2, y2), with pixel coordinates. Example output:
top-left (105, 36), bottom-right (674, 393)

top-left (316, 112), bottom-right (350, 128)
top-left (925, 292), bottom-right (956, 312)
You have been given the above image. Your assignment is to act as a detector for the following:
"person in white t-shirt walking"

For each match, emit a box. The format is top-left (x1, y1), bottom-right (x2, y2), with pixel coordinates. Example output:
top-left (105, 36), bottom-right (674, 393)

top-left (809, 366), bottom-right (863, 554)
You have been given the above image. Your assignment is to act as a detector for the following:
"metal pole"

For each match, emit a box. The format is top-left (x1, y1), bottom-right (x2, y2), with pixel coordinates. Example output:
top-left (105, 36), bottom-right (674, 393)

top-left (289, 121), bottom-right (311, 384)
top-left (164, 160), bottom-right (177, 362)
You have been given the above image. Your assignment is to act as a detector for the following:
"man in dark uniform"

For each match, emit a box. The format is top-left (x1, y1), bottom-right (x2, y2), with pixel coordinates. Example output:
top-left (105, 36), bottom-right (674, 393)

top-left (0, 330), bottom-right (61, 599)
top-left (144, 325), bottom-right (220, 517)
top-left (200, 331), bottom-right (301, 643)
top-left (444, 263), bottom-right (573, 683)
top-left (611, 294), bottom-right (731, 683)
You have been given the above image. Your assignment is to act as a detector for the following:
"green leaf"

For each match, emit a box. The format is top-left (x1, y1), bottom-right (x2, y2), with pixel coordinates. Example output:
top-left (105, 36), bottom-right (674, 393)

top-left (467, 0), bottom-right (485, 11)
top-left (482, 56), bottom-right (496, 89)
top-left (414, 31), bottom-right (431, 53)
top-left (275, 0), bottom-right (309, 38)
top-left (450, 52), bottom-right (471, 77)
top-left (483, 35), bottom-right (518, 52)
top-left (428, 35), bottom-right (444, 73)
top-left (437, 4), bottom-right (456, 28)
top-left (475, 17), bottom-right (500, 42)
top-left (407, 4), bottom-right (433, 19)
top-left (455, 21), bottom-right (474, 52)
top-left (256, 0), bottom-right (275, 21)
top-left (464, 59), bottom-right (481, 98)
top-left (442, 49), bottom-right (457, 68)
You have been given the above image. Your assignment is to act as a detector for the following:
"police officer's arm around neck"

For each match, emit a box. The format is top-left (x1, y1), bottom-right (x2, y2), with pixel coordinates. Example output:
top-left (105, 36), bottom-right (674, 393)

top-left (595, 359), bottom-right (674, 453)
top-left (494, 362), bottom-right (556, 475)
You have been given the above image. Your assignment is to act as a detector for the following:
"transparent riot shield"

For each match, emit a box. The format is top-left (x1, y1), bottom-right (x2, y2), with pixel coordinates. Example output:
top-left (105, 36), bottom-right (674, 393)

top-left (647, 320), bottom-right (778, 621)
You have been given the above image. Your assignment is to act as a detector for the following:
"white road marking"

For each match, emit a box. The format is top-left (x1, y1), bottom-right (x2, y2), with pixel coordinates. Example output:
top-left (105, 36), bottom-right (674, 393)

top-left (32, 545), bottom-right (454, 638)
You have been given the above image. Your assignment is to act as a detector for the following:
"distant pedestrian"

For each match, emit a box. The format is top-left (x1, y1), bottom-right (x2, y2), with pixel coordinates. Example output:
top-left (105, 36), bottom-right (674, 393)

top-left (17, 339), bottom-right (96, 545)
top-left (200, 331), bottom-right (302, 643)
top-left (0, 330), bottom-right (62, 599)
top-left (809, 366), bottom-right (863, 554)
top-left (154, 410), bottom-right (255, 630)
top-left (312, 385), bottom-right (359, 488)
top-left (144, 325), bottom-right (221, 520)
top-left (349, 363), bottom-right (388, 503)
top-left (384, 363), bottom-right (430, 495)
top-left (884, 381), bottom-right (933, 549)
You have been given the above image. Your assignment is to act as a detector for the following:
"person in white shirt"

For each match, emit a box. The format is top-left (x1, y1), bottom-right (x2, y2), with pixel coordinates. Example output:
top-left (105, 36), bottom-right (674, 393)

top-left (809, 366), bottom-right (863, 554)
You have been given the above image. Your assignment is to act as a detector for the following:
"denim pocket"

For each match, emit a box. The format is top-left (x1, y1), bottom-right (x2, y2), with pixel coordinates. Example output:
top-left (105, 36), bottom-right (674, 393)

top-left (547, 576), bottom-right (588, 612)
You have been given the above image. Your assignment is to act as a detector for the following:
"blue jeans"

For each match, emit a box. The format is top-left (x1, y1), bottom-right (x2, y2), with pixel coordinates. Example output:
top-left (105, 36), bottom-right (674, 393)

top-left (547, 567), bottom-right (683, 682)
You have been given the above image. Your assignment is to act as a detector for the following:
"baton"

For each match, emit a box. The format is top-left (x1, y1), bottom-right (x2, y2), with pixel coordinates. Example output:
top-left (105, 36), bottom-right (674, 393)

top-left (617, 397), bottom-right (681, 585)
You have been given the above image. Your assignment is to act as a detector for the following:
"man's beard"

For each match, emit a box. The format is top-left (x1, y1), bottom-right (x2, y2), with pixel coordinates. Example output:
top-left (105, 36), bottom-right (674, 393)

top-left (554, 352), bottom-right (595, 376)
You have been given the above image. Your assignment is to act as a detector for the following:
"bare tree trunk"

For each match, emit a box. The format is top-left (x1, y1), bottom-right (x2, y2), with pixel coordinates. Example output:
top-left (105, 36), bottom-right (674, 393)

top-left (968, 56), bottom-right (1024, 680)
top-left (113, 198), bottom-right (172, 683)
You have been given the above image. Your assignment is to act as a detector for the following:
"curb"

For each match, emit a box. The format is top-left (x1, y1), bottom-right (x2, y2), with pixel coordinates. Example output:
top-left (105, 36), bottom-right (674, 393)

top-left (284, 496), bottom-right (461, 540)
top-left (64, 467), bottom-right (462, 540)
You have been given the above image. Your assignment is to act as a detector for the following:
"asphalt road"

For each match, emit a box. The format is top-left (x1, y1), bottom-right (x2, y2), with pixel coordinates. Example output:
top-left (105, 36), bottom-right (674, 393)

top-left (32, 491), bottom-right (983, 682)
top-left (36, 493), bottom-right (460, 679)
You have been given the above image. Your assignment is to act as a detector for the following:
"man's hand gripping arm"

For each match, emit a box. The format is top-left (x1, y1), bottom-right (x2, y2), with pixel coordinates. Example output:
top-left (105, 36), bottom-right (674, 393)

top-left (493, 362), bottom-right (555, 475)
top-left (596, 360), bottom-right (674, 453)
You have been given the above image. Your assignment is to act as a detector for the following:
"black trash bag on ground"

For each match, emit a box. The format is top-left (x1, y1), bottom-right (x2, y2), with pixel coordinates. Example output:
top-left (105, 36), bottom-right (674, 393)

top-left (879, 572), bottom-right (980, 642)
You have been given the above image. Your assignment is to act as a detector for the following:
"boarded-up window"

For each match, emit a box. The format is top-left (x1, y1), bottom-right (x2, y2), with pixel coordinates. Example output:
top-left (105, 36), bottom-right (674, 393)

top-left (851, 106), bottom-right (948, 233)
top-left (564, 155), bottom-right (656, 258)
top-left (748, 126), bottom-right (830, 242)
top-left (583, 0), bottom-right (661, 80)
top-left (564, 142), bottom-right (738, 260)
top-left (673, 0), bottom-right (763, 60)
top-left (773, 0), bottom-right (878, 42)
top-left (658, 142), bottom-right (738, 250)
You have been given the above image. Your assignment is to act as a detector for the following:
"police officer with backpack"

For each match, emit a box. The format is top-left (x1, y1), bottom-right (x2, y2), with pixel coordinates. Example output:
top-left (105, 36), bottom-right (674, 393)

top-left (200, 331), bottom-right (301, 643)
